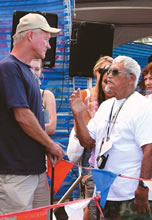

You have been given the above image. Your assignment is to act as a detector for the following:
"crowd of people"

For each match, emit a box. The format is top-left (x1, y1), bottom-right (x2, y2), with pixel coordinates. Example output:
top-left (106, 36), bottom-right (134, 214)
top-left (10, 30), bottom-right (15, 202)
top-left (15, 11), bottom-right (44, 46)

top-left (0, 11), bottom-right (152, 220)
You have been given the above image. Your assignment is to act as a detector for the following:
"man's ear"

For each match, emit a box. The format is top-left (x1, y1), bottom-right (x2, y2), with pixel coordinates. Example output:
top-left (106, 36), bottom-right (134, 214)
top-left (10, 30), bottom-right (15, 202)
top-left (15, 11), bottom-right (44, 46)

top-left (129, 74), bottom-right (136, 86)
top-left (26, 30), bottom-right (33, 41)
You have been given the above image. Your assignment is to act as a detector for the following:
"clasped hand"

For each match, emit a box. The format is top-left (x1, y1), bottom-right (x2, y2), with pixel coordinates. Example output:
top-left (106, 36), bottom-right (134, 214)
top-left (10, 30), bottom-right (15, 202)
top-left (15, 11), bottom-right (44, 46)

top-left (47, 143), bottom-right (64, 167)
top-left (134, 185), bottom-right (150, 215)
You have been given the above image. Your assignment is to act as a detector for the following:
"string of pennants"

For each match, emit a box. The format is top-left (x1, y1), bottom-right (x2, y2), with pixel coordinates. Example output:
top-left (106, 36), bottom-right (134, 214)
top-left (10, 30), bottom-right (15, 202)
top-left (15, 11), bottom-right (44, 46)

top-left (48, 160), bottom-right (152, 198)
top-left (0, 159), bottom-right (152, 219)
top-left (0, 196), bottom-right (102, 220)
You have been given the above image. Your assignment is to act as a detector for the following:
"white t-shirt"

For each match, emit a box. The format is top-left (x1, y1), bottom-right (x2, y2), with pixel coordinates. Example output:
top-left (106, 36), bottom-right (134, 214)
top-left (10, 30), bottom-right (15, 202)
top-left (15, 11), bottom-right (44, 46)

top-left (146, 94), bottom-right (152, 101)
top-left (88, 91), bottom-right (152, 201)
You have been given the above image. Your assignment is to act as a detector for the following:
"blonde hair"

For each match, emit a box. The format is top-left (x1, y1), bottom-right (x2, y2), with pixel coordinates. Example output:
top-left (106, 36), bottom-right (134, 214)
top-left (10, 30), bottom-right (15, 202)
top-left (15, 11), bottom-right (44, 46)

top-left (93, 56), bottom-right (113, 77)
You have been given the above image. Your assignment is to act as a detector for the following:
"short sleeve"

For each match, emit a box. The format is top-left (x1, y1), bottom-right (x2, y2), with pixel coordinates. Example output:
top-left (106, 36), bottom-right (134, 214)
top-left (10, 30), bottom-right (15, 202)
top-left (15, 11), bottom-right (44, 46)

top-left (0, 63), bottom-right (29, 109)
top-left (134, 104), bottom-right (152, 147)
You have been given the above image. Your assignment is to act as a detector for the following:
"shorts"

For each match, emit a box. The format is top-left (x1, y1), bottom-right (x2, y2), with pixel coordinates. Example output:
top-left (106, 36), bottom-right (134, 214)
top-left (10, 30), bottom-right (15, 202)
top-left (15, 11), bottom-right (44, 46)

top-left (0, 172), bottom-right (50, 220)
top-left (104, 199), bottom-right (152, 220)
top-left (85, 170), bottom-right (152, 220)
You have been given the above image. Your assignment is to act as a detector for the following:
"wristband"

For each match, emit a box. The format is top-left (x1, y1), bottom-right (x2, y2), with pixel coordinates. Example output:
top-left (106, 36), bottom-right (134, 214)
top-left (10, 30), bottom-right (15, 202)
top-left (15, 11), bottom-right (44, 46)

top-left (139, 180), bottom-right (148, 188)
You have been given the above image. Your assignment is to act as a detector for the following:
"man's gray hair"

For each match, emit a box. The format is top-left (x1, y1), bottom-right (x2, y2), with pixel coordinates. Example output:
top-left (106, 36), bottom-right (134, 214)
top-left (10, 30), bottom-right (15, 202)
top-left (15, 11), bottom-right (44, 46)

top-left (13, 29), bottom-right (41, 46)
top-left (113, 56), bottom-right (141, 88)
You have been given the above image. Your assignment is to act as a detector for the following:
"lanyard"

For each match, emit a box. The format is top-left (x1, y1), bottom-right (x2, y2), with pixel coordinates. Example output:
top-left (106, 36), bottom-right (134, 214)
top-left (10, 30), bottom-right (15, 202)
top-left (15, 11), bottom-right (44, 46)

top-left (106, 90), bottom-right (135, 140)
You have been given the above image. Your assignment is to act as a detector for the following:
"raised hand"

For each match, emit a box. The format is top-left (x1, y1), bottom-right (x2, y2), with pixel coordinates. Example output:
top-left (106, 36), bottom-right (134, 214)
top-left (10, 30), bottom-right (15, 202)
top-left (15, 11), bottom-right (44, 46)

top-left (69, 88), bottom-right (88, 116)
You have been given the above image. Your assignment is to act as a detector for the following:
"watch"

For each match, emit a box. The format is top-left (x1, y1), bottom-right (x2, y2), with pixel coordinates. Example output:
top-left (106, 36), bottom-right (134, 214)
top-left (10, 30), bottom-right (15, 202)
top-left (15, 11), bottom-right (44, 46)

top-left (139, 180), bottom-right (148, 188)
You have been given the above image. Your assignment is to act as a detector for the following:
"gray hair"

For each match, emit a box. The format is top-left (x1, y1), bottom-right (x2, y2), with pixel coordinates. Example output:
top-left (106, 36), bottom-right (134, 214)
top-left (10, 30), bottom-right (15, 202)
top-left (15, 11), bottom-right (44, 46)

top-left (113, 56), bottom-right (141, 88)
top-left (13, 29), bottom-right (41, 46)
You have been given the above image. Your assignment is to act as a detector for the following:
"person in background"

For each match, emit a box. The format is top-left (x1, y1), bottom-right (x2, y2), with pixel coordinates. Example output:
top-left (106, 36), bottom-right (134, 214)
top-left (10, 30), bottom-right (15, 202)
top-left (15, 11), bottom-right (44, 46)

top-left (70, 55), bottom-right (152, 220)
top-left (30, 59), bottom-right (57, 135)
top-left (0, 13), bottom-right (64, 218)
top-left (138, 62), bottom-right (152, 101)
top-left (73, 56), bottom-right (114, 220)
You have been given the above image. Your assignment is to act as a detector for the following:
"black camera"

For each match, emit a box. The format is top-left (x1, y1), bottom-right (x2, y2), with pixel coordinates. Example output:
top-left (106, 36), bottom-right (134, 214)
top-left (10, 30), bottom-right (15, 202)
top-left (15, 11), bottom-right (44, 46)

top-left (97, 154), bottom-right (109, 169)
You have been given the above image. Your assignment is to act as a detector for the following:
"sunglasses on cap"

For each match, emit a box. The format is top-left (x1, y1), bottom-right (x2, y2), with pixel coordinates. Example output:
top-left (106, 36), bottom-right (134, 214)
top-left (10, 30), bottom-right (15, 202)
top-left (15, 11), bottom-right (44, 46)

top-left (107, 69), bottom-right (131, 76)
top-left (98, 64), bottom-right (111, 75)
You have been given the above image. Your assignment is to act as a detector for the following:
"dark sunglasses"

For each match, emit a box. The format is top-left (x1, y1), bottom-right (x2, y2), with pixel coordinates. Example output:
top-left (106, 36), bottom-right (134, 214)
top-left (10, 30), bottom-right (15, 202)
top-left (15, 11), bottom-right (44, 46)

top-left (98, 64), bottom-right (111, 75)
top-left (107, 69), bottom-right (130, 76)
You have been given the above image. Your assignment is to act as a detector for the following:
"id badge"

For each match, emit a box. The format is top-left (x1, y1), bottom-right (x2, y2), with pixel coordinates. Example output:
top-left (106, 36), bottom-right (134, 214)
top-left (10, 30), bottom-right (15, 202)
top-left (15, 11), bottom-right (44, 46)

top-left (100, 139), bottom-right (112, 155)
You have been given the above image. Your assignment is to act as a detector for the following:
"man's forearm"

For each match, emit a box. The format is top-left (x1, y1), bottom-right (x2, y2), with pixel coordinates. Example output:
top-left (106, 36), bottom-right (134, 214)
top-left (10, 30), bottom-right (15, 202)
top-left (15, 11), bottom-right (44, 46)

top-left (74, 112), bottom-right (95, 149)
top-left (140, 144), bottom-right (152, 179)
top-left (13, 108), bottom-right (55, 152)
top-left (134, 144), bottom-right (152, 215)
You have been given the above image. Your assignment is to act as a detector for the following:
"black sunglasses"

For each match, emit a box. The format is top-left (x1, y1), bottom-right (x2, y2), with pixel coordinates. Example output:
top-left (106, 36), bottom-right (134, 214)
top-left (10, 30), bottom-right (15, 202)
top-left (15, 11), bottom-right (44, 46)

top-left (98, 64), bottom-right (111, 75)
top-left (107, 69), bottom-right (130, 76)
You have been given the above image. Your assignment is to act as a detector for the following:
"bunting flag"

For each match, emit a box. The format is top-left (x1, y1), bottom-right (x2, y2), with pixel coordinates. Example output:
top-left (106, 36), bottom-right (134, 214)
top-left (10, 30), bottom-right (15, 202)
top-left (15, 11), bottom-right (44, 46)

top-left (143, 180), bottom-right (152, 191)
top-left (17, 210), bottom-right (48, 220)
top-left (92, 169), bottom-right (118, 208)
top-left (64, 199), bottom-right (91, 220)
top-left (48, 160), bottom-right (74, 194)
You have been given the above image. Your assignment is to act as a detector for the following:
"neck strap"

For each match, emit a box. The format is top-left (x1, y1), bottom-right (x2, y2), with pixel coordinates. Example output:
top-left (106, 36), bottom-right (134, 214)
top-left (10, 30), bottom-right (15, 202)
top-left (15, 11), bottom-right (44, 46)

top-left (106, 90), bottom-right (135, 140)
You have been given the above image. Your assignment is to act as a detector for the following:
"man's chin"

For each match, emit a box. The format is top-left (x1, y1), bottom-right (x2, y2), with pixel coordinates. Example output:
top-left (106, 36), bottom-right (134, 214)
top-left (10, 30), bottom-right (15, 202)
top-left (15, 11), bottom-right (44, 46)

top-left (105, 85), bottom-right (113, 93)
top-left (41, 55), bottom-right (45, 60)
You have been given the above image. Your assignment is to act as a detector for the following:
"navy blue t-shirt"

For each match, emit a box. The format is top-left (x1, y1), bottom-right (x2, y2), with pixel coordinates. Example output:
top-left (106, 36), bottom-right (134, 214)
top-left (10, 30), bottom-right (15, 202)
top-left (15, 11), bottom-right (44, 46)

top-left (0, 55), bottom-right (46, 174)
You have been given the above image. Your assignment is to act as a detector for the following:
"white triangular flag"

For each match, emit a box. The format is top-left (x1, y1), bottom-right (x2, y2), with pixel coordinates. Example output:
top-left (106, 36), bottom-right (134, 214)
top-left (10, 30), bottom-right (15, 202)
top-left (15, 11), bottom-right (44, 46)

top-left (64, 199), bottom-right (91, 220)
top-left (143, 180), bottom-right (152, 191)
top-left (53, 213), bottom-right (57, 220)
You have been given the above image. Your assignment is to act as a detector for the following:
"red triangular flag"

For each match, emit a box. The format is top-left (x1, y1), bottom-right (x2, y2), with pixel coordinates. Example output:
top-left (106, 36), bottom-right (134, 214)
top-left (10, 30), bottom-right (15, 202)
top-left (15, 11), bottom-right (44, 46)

top-left (48, 160), bottom-right (74, 194)
top-left (17, 210), bottom-right (47, 220)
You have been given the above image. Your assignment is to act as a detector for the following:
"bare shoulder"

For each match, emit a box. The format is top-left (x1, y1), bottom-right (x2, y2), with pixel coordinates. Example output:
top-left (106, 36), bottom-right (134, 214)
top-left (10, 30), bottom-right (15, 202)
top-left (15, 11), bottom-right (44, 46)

top-left (44, 89), bottom-right (55, 98)
top-left (43, 90), bottom-right (56, 106)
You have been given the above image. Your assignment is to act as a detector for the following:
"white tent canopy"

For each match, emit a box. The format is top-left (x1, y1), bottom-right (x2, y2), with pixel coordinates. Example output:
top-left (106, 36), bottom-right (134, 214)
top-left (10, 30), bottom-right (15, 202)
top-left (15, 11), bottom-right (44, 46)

top-left (74, 0), bottom-right (152, 47)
